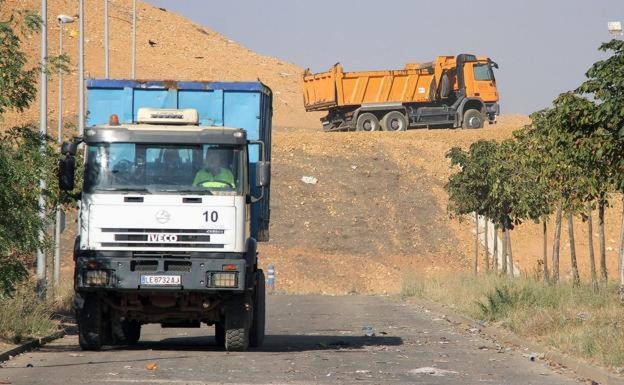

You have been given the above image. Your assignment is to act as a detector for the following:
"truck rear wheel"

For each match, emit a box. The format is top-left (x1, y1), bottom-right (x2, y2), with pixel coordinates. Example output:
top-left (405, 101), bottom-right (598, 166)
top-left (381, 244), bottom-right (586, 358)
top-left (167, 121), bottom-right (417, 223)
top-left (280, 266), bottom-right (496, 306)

top-left (381, 111), bottom-right (408, 132)
top-left (356, 113), bottom-right (380, 132)
top-left (250, 269), bottom-right (266, 348)
top-left (77, 295), bottom-right (104, 351)
top-left (462, 109), bottom-right (485, 129)
top-left (224, 297), bottom-right (251, 351)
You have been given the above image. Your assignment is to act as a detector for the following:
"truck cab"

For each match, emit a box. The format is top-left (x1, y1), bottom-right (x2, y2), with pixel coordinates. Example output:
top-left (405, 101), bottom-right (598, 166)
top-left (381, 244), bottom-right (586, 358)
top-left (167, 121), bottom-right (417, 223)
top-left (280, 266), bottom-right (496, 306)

top-left (60, 103), bottom-right (270, 352)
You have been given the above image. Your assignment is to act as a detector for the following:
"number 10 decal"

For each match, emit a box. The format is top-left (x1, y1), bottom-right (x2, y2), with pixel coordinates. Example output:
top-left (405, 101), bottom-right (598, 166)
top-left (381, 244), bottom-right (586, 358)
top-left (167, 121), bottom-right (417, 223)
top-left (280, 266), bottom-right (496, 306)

top-left (203, 210), bottom-right (218, 223)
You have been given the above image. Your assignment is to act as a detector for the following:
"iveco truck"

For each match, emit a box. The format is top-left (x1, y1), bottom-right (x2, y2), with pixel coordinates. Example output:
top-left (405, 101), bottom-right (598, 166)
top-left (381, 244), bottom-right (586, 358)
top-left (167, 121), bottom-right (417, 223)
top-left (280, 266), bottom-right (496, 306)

top-left (59, 79), bottom-right (272, 352)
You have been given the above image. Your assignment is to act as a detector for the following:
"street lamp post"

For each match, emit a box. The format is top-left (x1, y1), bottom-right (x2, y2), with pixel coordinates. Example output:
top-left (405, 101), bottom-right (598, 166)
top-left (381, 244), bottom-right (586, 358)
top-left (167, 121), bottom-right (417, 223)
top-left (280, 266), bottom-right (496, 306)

top-left (54, 14), bottom-right (74, 287)
top-left (37, 0), bottom-right (47, 297)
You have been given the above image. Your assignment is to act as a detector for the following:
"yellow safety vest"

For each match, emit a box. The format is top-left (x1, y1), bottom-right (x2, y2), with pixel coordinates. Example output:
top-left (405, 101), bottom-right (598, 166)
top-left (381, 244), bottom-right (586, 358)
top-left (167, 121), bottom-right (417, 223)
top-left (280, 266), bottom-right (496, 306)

top-left (193, 167), bottom-right (235, 188)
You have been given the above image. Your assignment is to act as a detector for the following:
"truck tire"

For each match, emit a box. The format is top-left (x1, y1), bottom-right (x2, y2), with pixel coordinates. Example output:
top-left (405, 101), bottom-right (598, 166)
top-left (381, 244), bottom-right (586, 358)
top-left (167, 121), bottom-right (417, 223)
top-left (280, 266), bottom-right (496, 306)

top-left (462, 109), bottom-right (485, 129)
top-left (77, 295), bottom-right (104, 351)
top-left (380, 111), bottom-right (407, 132)
top-left (215, 322), bottom-right (225, 348)
top-left (356, 113), bottom-right (380, 132)
top-left (250, 270), bottom-right (266, 348)
top-left (224, 297), bottom-right (251, 351)
top-left (112, 319), bottom-right (141, 345)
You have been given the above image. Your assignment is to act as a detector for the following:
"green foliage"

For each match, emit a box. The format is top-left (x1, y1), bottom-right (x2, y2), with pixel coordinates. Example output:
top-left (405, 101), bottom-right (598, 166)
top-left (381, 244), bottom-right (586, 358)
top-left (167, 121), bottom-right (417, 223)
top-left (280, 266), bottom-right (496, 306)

top-left (0, 126), bottom-right (59, 295)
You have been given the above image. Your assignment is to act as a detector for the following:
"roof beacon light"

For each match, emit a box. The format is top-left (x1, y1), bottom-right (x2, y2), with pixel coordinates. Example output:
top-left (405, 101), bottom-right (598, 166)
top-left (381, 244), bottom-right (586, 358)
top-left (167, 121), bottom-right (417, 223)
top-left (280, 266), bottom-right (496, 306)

top-left (136, 108), bottom-right (199, 125)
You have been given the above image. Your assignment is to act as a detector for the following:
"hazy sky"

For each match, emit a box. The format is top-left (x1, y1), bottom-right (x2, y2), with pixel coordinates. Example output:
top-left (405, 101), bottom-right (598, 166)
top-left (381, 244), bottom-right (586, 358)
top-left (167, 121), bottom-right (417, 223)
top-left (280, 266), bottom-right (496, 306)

top-left (146, 0), bottom-right (623, 114)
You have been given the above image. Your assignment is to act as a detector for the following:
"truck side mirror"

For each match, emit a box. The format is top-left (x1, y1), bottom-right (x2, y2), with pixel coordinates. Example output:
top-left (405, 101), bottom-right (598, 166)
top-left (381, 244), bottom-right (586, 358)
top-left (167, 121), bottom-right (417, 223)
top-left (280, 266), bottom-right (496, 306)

top-left (255, 161), bottom-right (270, 187)
top-left (61, 140), bottom-right (78, 156)
top-left (58, 155), bottom-right (76, 191)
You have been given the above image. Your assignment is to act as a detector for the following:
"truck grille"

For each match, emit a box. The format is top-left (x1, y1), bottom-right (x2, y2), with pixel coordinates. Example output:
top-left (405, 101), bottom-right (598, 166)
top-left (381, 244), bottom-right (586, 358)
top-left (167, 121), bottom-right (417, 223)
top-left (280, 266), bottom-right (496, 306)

top-left (100, 228), bottom-right (225, 249)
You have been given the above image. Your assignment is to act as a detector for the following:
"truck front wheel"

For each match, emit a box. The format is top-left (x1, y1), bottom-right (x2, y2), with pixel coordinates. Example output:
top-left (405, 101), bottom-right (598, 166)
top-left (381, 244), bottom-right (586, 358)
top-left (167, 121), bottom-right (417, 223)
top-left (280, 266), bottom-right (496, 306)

top-left (77, 295), bottom-right (104, 351)
top-left (224, 297), bottom-right (251, 351)
top-left (356, 113), bottom-right (380, 132)
top-left (462, 109), bottom-right (485, 129)
top-left (250, 269), bottom-right (266, 348)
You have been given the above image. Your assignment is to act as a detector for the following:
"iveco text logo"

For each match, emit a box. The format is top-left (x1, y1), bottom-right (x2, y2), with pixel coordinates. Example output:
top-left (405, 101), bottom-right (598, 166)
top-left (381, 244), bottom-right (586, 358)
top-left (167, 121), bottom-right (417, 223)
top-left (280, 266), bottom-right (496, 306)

top-left (155, 210), bottom-right (171, 224)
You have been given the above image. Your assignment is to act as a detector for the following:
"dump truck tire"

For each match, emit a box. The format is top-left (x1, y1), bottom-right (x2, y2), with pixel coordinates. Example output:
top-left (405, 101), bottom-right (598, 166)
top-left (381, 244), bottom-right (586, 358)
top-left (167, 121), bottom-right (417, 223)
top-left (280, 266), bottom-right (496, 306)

top-left (224, 297), bottom-right (251, 351)
top-left (250, 270), bottom-right (266, 348)
top-left (381, 111), bottom-right (408, 132)
top-left (356, 113), bottom-right (380, 132)
top-left (78, 296), bottom-right (104, 351)
top-left (462, 109), bottom-right (485, 129)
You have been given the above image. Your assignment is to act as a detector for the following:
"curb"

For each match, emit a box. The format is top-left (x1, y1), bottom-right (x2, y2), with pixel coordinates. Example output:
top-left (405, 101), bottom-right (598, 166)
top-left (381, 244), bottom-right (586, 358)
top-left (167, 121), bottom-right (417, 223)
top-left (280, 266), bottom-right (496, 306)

top-left (0, 331), bottom-right (66, 364)
top-left (410, 298), bottom-right (624, 385)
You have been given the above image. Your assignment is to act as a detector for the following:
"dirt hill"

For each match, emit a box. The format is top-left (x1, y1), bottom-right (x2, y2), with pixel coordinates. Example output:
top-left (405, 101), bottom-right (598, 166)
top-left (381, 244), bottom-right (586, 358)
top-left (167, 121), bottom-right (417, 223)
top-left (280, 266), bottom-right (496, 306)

top-left (2, 0), bottom-right (321, 130)
top-left (7, 1), bottom-right (620, 295)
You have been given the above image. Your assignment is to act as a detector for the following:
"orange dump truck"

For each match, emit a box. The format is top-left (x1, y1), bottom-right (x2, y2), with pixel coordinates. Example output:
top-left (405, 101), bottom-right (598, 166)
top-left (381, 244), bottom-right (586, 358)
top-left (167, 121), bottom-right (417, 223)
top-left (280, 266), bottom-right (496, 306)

top-left (303, 54), bottom-right (499, 131)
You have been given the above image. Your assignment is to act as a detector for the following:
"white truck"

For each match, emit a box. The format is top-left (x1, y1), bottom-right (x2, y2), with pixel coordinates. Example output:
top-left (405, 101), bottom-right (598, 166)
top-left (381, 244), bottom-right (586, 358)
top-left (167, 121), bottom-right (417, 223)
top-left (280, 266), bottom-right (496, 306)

top-left (59, 79), bottom-right (273, 352)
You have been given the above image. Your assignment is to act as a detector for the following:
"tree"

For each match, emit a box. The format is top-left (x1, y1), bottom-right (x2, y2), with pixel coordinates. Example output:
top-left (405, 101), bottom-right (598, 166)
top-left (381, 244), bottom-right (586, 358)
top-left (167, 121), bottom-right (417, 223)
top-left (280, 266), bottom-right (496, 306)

top-left (577, 39), bottom-right (624, 293)
top-left (0, 4), bottom-right (66, 295)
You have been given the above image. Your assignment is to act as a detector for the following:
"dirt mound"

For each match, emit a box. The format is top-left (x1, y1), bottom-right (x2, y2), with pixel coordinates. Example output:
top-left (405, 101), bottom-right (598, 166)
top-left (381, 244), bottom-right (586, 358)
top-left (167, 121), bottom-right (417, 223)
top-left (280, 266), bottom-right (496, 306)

top-left (2, 0), bottom-right (321, 130)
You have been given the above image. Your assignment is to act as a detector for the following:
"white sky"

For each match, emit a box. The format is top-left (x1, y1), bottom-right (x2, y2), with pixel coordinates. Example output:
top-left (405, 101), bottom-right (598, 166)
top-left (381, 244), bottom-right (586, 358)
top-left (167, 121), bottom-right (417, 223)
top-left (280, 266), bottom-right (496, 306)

top-left (146, 0), bottom-right (624, 114)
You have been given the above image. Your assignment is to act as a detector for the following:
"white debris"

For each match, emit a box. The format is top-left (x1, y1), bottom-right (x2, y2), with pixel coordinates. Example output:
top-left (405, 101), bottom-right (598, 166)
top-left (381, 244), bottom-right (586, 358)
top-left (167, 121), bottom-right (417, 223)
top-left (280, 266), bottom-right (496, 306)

top-left (350, 165), bottom-right (358, 170)
top-left (408, 367), bottom-right (458, 377)
top-left (301, 176), bottom-right (318, 185)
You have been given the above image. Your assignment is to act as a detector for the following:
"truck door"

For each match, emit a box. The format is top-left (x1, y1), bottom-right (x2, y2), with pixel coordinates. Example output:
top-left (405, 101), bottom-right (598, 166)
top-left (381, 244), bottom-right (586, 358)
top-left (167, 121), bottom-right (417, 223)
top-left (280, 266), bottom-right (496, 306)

top-left (463, 62), bottom-right (498, 103)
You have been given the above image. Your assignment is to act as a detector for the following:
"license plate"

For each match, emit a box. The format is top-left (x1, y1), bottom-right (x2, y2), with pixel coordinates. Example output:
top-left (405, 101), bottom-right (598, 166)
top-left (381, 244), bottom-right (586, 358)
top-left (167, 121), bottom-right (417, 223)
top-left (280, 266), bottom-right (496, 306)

top-left (140, 275), bottom-right (181, 286)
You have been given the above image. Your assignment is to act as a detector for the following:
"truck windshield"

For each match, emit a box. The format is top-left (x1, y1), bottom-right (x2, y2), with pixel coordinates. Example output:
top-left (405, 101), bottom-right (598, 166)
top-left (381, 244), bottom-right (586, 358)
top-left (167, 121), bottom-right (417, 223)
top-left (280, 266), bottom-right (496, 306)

top-left (84, 143), bottom-right (244, 195)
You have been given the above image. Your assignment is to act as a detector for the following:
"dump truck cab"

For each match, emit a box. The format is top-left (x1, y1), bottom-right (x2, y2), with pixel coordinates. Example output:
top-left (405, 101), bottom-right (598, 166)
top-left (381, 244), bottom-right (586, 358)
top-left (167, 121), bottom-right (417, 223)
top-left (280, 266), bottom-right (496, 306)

top-left (59, 79), bottom-right (272, 352)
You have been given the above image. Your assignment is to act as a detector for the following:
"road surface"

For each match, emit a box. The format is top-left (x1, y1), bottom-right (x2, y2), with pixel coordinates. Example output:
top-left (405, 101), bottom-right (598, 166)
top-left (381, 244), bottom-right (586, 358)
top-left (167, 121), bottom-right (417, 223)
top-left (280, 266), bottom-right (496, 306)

top-left (1, 295), bottom-right (580, 384)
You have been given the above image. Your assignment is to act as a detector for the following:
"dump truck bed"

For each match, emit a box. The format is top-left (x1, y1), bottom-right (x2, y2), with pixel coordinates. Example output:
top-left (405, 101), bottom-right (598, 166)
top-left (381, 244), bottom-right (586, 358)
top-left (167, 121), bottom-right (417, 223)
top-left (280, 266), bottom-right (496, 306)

top-left (303, 62), bottom-right (443, 111)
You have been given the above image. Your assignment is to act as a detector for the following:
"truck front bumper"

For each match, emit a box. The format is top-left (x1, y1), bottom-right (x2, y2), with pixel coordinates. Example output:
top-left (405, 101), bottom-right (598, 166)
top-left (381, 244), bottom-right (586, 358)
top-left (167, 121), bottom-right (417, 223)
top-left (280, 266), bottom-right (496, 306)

top-left (75, 255), bottom-right (248, 293)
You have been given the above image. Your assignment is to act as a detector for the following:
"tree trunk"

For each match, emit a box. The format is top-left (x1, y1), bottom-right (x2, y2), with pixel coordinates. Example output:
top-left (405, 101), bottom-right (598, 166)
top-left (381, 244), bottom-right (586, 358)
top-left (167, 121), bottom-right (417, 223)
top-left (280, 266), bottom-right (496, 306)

top-left (484, 218), bottom-right (489, 272)
top-left (552, 204), bottom-right (563, 284)
top-left (599, 197), bottom-right (607, 286)
top-left (567, 212), bottom-right (580, 287)
top-left (506, 229), bottom-right (514, 278)
top-left (493, 225), bottom-right (498, 273)
top-left (618, 197), bottom-right (624, 301)
top-left (586, 204), bottom-right (597, 290)
top-left (501, 227), bottom-right (508, 275)
top-left (543, 221), bottom-right (549, 284)
top-left (474, 213), bottom-right (479, 275)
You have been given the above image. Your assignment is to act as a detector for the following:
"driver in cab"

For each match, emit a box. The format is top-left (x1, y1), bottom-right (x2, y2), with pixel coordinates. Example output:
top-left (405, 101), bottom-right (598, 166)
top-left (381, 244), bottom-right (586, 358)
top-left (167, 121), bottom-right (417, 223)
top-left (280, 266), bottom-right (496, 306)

top-left (193, 150), bottom-right (235, 188)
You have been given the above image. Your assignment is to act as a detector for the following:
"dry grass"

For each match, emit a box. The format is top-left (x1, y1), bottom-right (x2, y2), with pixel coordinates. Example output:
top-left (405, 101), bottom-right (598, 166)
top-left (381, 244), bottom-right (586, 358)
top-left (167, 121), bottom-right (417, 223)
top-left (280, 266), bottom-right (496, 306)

top-left (402, 273), bottom-right (624, 370)
top-left (0, 281), bottom-right (73, 344)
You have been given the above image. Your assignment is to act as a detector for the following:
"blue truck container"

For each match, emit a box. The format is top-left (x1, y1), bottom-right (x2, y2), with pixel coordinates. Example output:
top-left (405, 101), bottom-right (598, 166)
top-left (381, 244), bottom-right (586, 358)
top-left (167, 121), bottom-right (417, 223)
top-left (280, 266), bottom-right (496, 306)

top-left (85, 79), bottom-right (273, 242)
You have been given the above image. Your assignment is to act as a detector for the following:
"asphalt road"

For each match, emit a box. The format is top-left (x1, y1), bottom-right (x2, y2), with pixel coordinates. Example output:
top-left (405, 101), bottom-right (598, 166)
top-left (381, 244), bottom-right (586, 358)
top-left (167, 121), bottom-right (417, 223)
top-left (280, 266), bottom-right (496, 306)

top-left (1, 295), bottom-right (581, 385)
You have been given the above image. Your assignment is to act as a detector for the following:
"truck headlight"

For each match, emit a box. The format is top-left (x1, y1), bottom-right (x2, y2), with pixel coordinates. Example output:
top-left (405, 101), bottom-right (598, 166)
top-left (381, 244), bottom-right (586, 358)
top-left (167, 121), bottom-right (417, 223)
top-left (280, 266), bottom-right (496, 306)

top-left (84, 270), bottom-right (109, 286)
top-left (207, 272), bottom-right (238, 288)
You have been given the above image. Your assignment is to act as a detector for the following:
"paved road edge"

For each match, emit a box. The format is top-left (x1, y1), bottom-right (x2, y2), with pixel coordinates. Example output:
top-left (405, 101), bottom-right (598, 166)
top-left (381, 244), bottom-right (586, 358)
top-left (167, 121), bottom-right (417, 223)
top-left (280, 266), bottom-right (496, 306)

top-left (0, 331), bottom-right (66, 364)
top-left (408, 298), bottom-right (624, 385)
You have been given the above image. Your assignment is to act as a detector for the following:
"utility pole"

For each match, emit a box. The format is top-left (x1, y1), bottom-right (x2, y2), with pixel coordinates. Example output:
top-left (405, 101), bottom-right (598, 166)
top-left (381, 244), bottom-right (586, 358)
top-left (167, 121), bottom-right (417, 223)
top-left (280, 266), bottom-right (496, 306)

top-left (36, 0), bottom-right (48, 297)
top-left (54, 15), bottom-right (74, 287)
top-left (104, 0), bottom-right (109, 78)
top-left (132, 0), bottom-right (136, 79)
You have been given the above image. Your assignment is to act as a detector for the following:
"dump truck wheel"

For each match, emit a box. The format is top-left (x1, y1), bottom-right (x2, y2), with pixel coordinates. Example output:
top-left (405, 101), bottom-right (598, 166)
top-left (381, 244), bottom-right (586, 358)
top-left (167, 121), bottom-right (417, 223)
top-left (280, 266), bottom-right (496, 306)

top-left (250, 269), bottom-right (266, 348)
top-left (381, 111), bottom-right (407, 132)
top-left (224, 297), bottom-right (251, 351)
top-left (356, 113), bottom-right (380, 132)
top-left (78, 296), bottom-right (104, 351)
top-left (462, 109), bottom-right (484, 129)
top-left (439, 73), bottom-right (451, 99)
